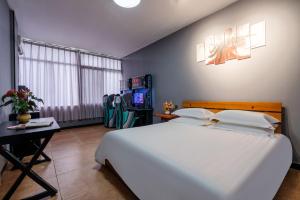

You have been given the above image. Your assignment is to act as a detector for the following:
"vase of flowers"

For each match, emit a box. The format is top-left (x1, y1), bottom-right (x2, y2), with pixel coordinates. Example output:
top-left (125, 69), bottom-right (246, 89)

top-left (163, 101), bottom-right (175, 115)
top-left (0, 88), bottom-right (44, 124)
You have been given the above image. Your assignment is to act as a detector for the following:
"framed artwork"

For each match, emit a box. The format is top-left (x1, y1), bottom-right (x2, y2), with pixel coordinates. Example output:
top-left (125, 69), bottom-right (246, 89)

top-left (251, 21), bottom-right (266, 48)
top-left (224, 26), bottom-right (237, 61)
top-left (214, 33), bottom-right (225, 64)
top-left (236, 23), bottom-right (251, 60)
top-left (197, 20), bottom-right (265, 65)
top-left (196, 43), bottom-right (205, 62)
top-left (205, 35), bottom-right (216, 65)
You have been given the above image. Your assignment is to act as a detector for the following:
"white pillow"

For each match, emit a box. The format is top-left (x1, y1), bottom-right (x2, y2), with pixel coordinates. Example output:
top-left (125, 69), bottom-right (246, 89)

top-left (172, 108), bottom-right (215, 120)
top-left (169, 117), bottom-right (210, 126)
top-left (210, 122), bottom-right (275, 136)
top-left (211, 110), bottom-right (279, 129)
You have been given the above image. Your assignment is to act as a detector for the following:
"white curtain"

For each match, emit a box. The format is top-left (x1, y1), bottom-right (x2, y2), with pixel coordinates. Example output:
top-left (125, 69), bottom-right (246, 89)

top-left (80, 53), bottom-right (121, 119)
top-left (19, 41), bottom-right (122, 122)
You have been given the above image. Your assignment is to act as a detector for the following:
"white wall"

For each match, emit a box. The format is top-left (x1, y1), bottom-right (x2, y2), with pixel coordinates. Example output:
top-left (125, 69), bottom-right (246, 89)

top-left (123, 0), bottom-right (300, 162)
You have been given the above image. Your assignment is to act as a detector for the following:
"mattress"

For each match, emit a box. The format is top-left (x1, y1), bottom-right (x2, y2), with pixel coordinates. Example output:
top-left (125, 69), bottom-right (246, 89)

top-left (95, 122), bottom-right (292, 200)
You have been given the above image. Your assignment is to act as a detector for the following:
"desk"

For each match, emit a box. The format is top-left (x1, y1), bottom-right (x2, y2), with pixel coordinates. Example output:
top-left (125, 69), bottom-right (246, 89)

top-left (0, 117), bottom-right (60, 200)
top-left (8, 111), bottom-right (47, 165)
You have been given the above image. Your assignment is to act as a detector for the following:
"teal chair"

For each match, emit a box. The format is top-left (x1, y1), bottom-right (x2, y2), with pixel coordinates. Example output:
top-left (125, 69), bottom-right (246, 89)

top-left (103, 94), bottom-right (116, 128)
top-left (115, 94), bottom-right (137, 129)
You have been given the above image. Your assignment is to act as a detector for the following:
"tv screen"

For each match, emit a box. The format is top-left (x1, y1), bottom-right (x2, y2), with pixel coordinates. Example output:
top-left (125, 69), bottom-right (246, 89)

top-left (133, 93), bottom-right (144, 104)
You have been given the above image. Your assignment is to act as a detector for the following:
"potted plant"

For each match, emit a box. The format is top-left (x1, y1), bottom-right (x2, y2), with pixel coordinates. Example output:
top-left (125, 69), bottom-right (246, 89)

top-left (0, 88), bottom-right (44, 123)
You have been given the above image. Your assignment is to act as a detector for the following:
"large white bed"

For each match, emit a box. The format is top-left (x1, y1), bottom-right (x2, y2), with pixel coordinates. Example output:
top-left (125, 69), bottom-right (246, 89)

top-left (95, 102), bottom-right (292, 200)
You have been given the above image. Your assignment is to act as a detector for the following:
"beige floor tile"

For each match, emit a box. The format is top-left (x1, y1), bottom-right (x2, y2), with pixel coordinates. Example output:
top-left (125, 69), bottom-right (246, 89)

top-left (274, 169), bottom-right (300, 200)
top-left (58, 165), bottom-right (137, 200)
top-left (53, 150), bottom-right (96, 175)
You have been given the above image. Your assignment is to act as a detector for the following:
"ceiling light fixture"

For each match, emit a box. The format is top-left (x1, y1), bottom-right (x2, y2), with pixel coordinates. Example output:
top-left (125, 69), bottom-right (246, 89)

top-left (113, 0), bottom-right (141, 8)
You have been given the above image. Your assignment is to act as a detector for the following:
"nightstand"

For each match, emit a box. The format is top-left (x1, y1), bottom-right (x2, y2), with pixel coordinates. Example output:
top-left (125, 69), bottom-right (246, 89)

top-left (154, 113), bottom-right (178, 122)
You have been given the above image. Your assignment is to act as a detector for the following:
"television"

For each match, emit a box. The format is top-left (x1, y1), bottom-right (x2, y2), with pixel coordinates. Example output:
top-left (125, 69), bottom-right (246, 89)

top-left (133, 93), bottom-right (144, 105)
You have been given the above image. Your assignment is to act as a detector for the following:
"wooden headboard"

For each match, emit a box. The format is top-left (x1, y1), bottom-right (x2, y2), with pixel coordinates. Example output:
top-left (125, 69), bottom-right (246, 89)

top-left (182, 101), bottom-right (283, 132)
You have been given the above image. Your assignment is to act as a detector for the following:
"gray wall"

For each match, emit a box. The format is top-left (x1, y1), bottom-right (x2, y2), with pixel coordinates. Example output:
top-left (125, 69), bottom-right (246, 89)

top-left (123, 0), bottom-right (300, 162)
top-left (0, 0), bottom-right (12, 120)
top-left (0, 0), bottom-right (12, 173)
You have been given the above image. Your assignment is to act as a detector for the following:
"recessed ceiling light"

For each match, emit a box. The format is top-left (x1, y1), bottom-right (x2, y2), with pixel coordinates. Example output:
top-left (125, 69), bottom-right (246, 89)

top-left (113, 0), bottom-right (141, 8)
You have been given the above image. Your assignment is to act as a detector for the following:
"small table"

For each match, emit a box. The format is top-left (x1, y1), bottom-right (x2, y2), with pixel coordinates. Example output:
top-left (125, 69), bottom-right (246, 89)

top-left (154, 113), bottom-right (178, 122)
top-left (0, 117), bottom-right (60, 200)
top-left (8, 111), bottom-right (51, 168)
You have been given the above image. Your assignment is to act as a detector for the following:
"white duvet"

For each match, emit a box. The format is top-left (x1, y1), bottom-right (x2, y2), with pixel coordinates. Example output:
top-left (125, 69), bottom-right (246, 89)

top-left (95, 122), bottom-right (292, 200)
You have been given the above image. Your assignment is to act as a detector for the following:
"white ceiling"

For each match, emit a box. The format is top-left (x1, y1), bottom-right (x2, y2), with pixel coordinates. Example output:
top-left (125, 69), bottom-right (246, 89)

top-left (8, 0), bottom-right (238, 58)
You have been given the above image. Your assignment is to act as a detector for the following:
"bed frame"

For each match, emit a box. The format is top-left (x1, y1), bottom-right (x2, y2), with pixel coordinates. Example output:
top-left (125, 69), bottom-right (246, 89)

top-left (104, 101), bottom-right (283, 198)
top-left (182, 101), bottom-right (283, 133)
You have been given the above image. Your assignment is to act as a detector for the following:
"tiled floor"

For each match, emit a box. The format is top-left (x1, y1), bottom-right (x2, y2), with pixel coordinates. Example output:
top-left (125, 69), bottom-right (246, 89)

top-left (0, 125), bottom-right (137, 200)
top-left (0, 125), bottom-right (299, 200)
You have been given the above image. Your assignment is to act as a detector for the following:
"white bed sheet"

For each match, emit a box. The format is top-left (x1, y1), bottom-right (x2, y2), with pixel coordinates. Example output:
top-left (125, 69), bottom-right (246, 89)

top-left (95, 122), bottom-right (292, 200)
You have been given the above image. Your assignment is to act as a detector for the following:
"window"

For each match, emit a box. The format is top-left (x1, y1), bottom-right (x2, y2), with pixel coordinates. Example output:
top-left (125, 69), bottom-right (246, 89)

top-left (19, 41), bottom-right (122, 122)
top-left (80, 53), bottom-right (122, 105)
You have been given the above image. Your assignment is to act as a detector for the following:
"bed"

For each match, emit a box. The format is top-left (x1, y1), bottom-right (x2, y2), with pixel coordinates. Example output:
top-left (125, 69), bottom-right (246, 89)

top-left (95, 101), bottom-right (292, 200)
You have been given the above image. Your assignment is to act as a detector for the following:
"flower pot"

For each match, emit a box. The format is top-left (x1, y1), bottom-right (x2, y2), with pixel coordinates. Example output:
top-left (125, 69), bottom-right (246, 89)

top-left (17, 113), bottom-right (31, 124)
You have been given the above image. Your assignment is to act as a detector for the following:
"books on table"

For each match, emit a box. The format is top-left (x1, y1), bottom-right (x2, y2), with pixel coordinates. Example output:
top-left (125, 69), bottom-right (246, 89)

top-left (7, 118), bottom-right (54, 130)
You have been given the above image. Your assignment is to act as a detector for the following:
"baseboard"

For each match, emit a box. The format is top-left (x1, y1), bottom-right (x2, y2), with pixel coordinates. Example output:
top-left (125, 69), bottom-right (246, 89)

top-left (60, 122), bottom-right (104, 130)
top-left (58, 118), bottom-right (103, 129)
top-left (291, 163), bottom-right (300, 170)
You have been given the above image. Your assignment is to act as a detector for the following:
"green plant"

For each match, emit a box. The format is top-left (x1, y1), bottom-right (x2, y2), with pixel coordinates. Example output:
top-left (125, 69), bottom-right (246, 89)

top-left (0, 88), bottom-right (44, 114)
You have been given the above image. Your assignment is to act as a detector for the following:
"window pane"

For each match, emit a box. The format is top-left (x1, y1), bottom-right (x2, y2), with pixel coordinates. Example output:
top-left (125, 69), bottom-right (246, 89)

top-left (19, 43), bottom-right (80, 108)
top-left (19, 41), bottom-right (122, 121)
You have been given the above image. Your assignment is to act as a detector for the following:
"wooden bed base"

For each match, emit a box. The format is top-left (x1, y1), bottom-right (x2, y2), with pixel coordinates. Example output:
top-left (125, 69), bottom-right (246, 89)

top-left (182, 101), bottom-right (282, 121)
top-left (182, 101), bottom-right (283, 133)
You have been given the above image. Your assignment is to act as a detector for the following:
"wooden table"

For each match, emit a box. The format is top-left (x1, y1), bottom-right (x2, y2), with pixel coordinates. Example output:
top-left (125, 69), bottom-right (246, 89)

top-left (154, 113), bottom-right (178, 122)
top-left (0, 117), bottom-right (60, 200)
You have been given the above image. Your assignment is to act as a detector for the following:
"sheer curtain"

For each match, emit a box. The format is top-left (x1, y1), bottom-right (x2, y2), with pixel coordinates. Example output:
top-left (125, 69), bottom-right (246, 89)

top-left (19, 41), bottom-right (122, 122)
top-left (80, 53), bottom-right (122, 119)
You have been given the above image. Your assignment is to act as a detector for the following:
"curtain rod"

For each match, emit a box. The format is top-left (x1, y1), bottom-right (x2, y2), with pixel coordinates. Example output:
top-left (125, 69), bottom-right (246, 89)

top-left (22, 38), bottom-right (122, 61)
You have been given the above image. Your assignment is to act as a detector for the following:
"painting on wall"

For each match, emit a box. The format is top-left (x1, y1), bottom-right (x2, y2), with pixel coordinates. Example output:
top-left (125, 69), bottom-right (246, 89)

top-left (196, 20), bottom-right (265, 65)
top-left (196, 43), bottom-right (205, 62)
top-left (224, 26), bottom-right (237, 61)
top-left (214, 33), bottom-right (226, 64)
top-left (205, 36), bottom-right (215, 65)
top-left (236, 23), bottom-right (251, 60)
top-left (251, 21), bottom-right (266, 48)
